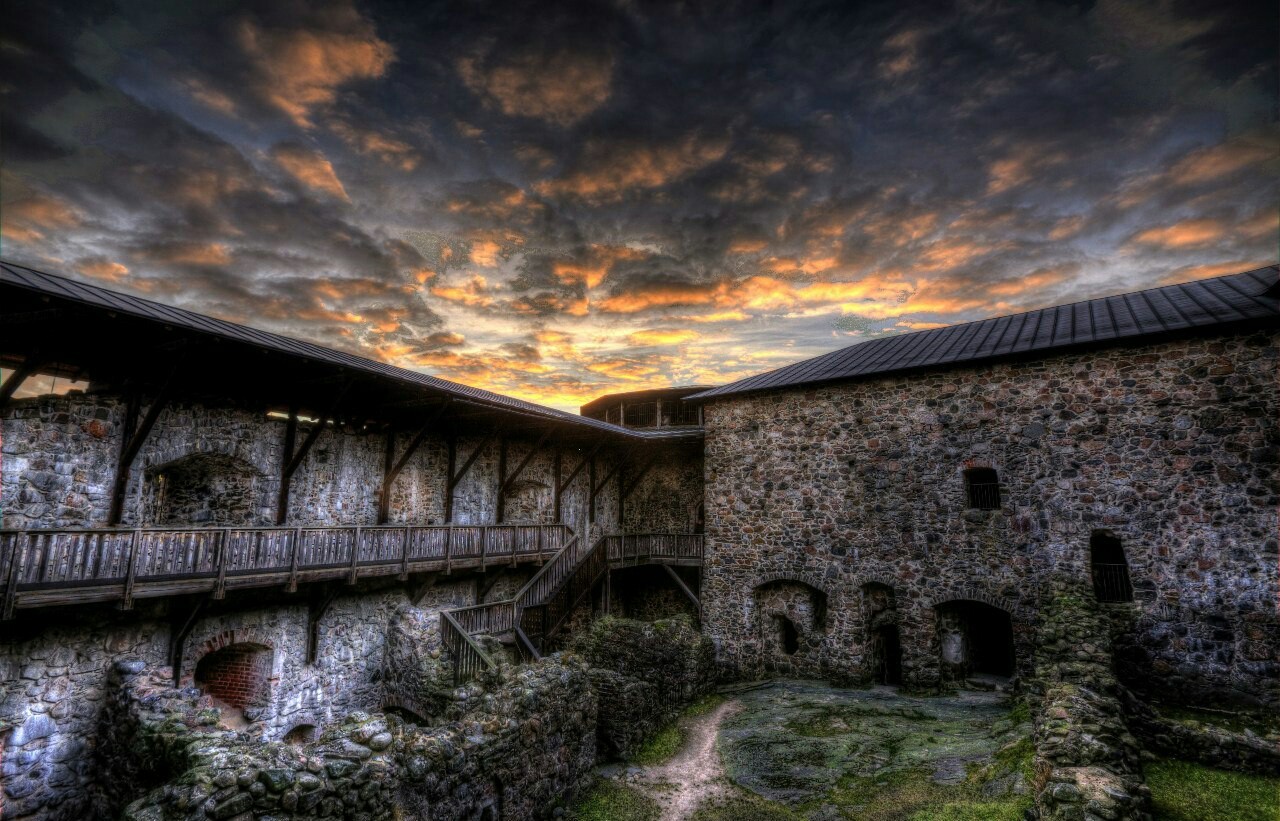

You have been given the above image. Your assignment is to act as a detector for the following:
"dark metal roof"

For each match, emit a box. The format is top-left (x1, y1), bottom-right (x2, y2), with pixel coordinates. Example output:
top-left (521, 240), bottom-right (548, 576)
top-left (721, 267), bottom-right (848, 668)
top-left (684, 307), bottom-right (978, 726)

top-left (0, 260), bottom-right (699, 441)
top-left (689, 265), bottom-right (1280, 401)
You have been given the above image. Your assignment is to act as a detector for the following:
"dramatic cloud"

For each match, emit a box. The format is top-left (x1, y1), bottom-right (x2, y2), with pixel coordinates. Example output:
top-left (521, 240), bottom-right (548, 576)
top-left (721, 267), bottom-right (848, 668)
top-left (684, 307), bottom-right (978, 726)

top-left (3, 0), bottom-right (1275, 410)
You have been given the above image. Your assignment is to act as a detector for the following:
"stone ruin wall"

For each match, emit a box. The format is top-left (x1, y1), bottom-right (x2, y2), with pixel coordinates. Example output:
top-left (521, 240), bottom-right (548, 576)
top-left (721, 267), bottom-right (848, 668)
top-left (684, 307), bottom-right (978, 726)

top-left (701, 328), bottom-right (1279, 704)
top-left (0, 389), bottom-right (705, 820)
top-left (0, 394), bottom-right (711, 538)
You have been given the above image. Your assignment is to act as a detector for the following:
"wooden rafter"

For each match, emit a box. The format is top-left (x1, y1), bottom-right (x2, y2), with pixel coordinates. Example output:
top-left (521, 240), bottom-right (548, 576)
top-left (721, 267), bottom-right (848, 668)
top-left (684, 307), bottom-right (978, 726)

top-left (555, 442), bottom-right (602, 522)
top-left (444, 424), bottom-right (504, 523)
top-left (496, 427), bottom-right (552, 523)
top-left (618, 449), bottom-right (662, 524)
top-left (0, 356), bottom-right (40, 410)
top-left (108, 377), bottom-right (176, 525)
top-left (276, 381), bottom-right (352, 524)
top-left (377, 400), bottom-right (451, 523)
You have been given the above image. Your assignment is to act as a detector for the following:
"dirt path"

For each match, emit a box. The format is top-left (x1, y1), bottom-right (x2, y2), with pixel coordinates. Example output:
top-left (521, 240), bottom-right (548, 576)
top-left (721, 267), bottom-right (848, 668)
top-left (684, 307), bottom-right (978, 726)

top-left (621, 699), bottom-right (742, 820)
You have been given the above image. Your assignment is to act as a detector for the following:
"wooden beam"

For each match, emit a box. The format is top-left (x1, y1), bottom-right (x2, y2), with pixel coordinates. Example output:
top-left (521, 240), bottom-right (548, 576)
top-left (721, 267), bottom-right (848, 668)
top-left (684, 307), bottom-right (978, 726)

top-left (0, 356), bottom-right (40, 411)
top-left (477, 568), bottom-right (506, 602)
top-left (556, 442), bottom-right (602, 523)
top-left (407, 572), bottom-right (439, 607)
top-left (444, 425), bottom-right (503, 523)
top-left (308, 586), bottom-right (339, 663)
top-left (662, 564), bottom-right (701, 613)
top-left (169, 597), bottom-right (207, 686)
top-left (378, 401), bottom-right (450, 523)
top-left (276, 382), bottom-right (351, 524)
top-left (108, 379), bottom-right (175, 526)
top-left (497, 427), bottom-right (552, 523)
top-left (618, 450), bottom-right (661, 524)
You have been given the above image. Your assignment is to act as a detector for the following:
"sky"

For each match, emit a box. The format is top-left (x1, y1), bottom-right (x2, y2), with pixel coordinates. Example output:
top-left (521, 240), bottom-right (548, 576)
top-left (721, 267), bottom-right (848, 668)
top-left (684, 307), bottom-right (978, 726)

top-left (2, 0), bottom-right (1276, 412)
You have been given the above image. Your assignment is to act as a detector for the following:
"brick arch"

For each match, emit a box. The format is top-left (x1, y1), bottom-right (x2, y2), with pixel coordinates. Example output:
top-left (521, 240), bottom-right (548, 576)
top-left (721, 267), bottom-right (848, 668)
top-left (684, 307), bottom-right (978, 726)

top-left (960, 456), bottom-right (997, 472)
top-left (193, 641), bottom-right (273, 712)
top-left (925, 588), bottom-right (1019, 616)
top-left (181, 627), bottom-right (280, 687)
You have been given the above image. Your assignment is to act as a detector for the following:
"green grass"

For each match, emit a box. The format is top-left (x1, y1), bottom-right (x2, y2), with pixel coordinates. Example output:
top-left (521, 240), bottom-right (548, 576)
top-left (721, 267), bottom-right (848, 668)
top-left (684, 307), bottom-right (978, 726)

top-left (631, 694), bottom-right (727, 766)
top-left (689, 788), bottom-right (800, 820)
top-left (632, 723), bottom-right (685, 766)
top-left (823, 769), bottom-right (1031, 821)
top-left (1147, 758), bottom-right (1280, 821)
top-left (567, 779), bottom-right (660, 821)
top-left (1152, 703), bottom-right (1280, 736)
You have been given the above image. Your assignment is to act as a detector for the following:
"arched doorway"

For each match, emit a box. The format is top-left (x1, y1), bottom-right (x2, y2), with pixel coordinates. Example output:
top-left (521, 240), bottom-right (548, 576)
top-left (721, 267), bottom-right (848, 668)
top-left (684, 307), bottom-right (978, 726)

top-left (753, 578), bottom-right (828, 675)
top-left (862, 582), bottom-right (902, 685)
top-left (934, 601), bottom-right (1014, 682)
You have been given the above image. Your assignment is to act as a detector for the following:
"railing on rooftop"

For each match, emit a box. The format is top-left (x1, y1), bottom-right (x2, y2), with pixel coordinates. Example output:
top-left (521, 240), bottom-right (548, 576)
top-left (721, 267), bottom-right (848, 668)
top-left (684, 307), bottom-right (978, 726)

top-left (0, 523), bottom-right (570, 618)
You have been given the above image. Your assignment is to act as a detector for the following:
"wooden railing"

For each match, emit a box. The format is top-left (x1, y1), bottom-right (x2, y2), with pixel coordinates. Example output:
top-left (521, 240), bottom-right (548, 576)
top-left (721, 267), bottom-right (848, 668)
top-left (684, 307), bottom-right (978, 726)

top-left (0, 523), bottom-right (571, 618)
top-left (605, 533), bottom-right (704, 567)
top-left (439, 610), bottom-right (498, 685)
top-left (441, 532), bottom-right (705, 682)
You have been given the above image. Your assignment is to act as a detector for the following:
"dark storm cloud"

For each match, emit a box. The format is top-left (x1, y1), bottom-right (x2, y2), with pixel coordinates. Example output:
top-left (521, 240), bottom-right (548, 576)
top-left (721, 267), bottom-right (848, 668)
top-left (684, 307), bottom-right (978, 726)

top-left (2, 0), bottom-right (1275, 409)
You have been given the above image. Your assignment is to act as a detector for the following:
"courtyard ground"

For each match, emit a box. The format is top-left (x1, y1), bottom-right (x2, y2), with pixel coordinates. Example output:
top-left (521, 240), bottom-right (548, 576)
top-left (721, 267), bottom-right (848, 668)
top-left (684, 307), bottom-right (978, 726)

top-left (568, 679), bottom-right (1280, 821)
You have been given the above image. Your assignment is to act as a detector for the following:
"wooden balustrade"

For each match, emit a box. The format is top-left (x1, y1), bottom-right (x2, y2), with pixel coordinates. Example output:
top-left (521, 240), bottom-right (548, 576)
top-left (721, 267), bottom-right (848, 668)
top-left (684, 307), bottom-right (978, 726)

top-left (441, 532), bottom-right (704, 683)
top-left (439, 610), bottom-right (497, 685)
top-left (0, 523), bottom-right (570, 618)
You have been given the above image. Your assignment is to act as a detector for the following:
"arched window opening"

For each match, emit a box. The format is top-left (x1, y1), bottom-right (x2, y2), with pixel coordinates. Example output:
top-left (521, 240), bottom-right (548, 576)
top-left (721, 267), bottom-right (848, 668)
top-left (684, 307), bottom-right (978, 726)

top-left (193, 642), bottom-right (272, 715)
top-left (282, 724), bottom-right (317, 745)
top-left (773, 615), bottom-right (800, 655)
top-left (1090, 532), bottom-right (1134, 603)
top-left (144, 453), bottom-right (263, 527)
top-left (963, 467), bottom-right (1002, 510)
top-left (384, 704), bottom-right (428, 727)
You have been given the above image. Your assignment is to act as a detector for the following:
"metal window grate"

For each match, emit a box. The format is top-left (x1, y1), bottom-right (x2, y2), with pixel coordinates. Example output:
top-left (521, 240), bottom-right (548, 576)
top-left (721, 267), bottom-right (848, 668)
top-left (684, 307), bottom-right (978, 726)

top-left (965, 477), bottom-right (1002, 510)
top-left (1091, 563), bottom-right (1134, 603)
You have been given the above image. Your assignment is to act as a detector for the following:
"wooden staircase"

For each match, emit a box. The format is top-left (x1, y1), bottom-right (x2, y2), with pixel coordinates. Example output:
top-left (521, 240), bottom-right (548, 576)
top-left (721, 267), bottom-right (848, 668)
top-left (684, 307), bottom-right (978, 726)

top-left (440, 532), bottom-right (703, 683)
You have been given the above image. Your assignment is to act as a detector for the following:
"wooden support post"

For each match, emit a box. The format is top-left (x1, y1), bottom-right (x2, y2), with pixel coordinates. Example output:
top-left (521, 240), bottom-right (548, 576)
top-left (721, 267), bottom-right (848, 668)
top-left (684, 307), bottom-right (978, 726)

top-left (662, 564), bottom-right (701, 613)
top-left (444, 425), bottom-right (503, 523)
top-left (109, 379), bottom-right (174, 526)
top-left (3, 533), bottom-right (28, 619)
top-left (618, 451), bottom-right (661, 526)
top-left (552, 450), bottom-right (563, 522)
top-left (347, 526), bottom-right (362, 585)
top-left (213, 529), bottom-right (230, 600)
top-left (407, 572), bottom-right (439, 606)
top-left (444, 437), bottom-right (457, 523)
top-left (0, 356), bottom-right (40, 411)
top-left (398, 527), bottom-right (411, 580)
top-left (276, 383), bottom-right (351, 525)
top-left (378, 401), bottom-right (450, 524)
top-left (170, 597), bottom-right (207, 686)
top-left (120, 529), bottom-right (142, 610)
top-left (477, 568), bottom-right (505, 602)
top-left (588, 456), bottom-right (596, 523)
top-left (555, 443), bottom-right (601, 524)
top-left (497, 427), bottom-right (552, 523)
top-left (590, 449), bottom-right (629, 525)
top-left (495, 438), bottom-right (509, 524)
top-left (286, 528), bottom-right (302, 593)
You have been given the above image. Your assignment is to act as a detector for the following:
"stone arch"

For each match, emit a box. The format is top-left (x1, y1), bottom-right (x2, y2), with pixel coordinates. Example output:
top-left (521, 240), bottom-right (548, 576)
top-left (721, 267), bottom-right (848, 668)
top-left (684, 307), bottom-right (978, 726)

top-left (861, 581), bottom-right (902, 685)
top-left (924, 588), bottom-right (1019, 616)
top-left (382, 694), bottom-right (431, 726)
top-left (142, 451), bottom-right (266, 527)
top-left (751, 576), bottom-right (829, 675)
top-left (931, 598), bottom-right (1016, 681)
top-left (282, 723), bottom-right (319, 745)
top-left (751, 570), bottom-right (830, 597)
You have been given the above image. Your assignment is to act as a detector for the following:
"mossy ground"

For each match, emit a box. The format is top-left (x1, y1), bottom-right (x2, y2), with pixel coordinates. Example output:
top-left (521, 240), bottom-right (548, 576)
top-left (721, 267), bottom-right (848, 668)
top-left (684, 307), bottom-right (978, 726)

top-left (1146, 757), bottom-right (1280, 821)
top-left (632, 694), bottom-right (728, 766)
top-left (568, 779), bottom-right (661, 821)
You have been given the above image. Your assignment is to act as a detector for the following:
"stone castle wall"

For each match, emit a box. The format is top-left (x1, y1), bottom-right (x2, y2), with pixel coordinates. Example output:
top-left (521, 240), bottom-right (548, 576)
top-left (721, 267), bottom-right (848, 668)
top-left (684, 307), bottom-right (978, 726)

top-left (1, 393), bottom-right (700, 539)
top-left (701, 328), bottom-right (1279, 703)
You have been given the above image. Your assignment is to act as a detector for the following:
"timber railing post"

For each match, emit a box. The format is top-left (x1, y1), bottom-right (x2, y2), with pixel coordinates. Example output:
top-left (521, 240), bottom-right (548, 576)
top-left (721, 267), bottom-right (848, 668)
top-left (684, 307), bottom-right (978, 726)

top-left (2, 532), bottom-right (27, 619)
top-left (121, 529), bottom-right (141, 611)
top-left (348, 526), bottom-right (362, 585)
top-left (398, 527), bottom-right (410, 580)
top-left (445, 526), bottom-right (452, 575)
top-left (214, 528), bottom-right (230, 599)
top-left (286, 528), bottom-right (301, 593)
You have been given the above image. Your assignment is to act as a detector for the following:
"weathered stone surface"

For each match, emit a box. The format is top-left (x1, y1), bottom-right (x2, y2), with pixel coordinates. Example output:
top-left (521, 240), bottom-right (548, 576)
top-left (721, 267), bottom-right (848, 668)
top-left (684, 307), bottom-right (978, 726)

top-left (700, 329), bottom-right (1279, 704)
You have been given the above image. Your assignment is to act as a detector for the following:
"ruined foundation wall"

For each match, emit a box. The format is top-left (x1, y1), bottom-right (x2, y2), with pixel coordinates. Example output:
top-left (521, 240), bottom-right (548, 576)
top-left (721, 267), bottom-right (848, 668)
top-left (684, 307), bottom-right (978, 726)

top-left (702, 329), bottom-right (1279, 702)
top-left (0, 574), bottom-right (521, 821)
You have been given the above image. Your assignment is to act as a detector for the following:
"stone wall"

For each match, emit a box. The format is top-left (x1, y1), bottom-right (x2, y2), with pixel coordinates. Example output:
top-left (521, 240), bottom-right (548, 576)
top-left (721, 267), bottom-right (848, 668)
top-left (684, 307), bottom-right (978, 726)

top-left (571, 615), bottom-right (716, 759)
top-left (0, 575), bottom-right (506, 821)
top-left (701, 329), bottom-right (1279, 702)
top-left (1, 393), bottom-right (703, 541)
top-left (107, 659), bottom-right (597, 821)
top-left (1028, 578), bottom-right (1149, 821)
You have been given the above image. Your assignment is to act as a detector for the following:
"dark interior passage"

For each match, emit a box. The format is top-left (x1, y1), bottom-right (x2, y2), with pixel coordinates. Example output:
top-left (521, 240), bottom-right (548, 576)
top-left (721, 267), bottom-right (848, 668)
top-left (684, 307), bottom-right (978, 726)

top-left (938, 601), bottom-right (1015, 679)
top-left (871, 624), bottom-right (903, 685)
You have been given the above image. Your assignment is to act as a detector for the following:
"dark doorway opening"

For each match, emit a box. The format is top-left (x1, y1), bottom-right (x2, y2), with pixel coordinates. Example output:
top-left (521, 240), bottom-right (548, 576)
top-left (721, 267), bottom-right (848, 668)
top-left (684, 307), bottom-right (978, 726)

top-left (774, 615), bottom-right (800, 655)
top-left (937, 601), bottom-right (1015, 679)
top-left (872, 624), bottom-right (903, 685)
top-left (1090, 532), bottom-right (1134, 602)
